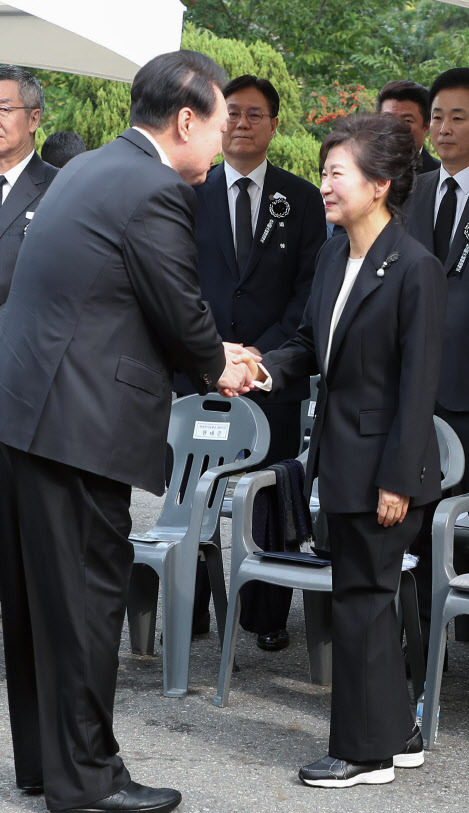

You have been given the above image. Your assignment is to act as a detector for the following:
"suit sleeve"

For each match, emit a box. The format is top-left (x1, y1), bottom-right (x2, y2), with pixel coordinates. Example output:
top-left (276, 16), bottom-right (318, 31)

top-left (122, 176), bottom-right (226, 394)
top-left (375, 254), bottom-right (447, 496)
top-left (252, 185), bottom-right (326, 353)
top-left (259, 289), bottom-right (320, 390)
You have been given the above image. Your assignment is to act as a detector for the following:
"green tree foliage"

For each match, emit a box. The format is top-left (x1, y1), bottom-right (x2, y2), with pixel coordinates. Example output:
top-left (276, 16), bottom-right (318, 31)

top-left (267, 130), bottom-right (322, 186)
top-left (53, 75), bottom-right (131, 149)
top-left (182, 1), bottom-right (469, 105)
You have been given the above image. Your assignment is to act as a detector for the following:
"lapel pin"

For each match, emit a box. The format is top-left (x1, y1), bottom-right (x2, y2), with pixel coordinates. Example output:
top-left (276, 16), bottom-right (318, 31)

top-left (269, 192), bottom-right (291, 219)
top-left (260, 218), bottom-right (275, 244)
top-left (376, 251), bottom-right (400, 277)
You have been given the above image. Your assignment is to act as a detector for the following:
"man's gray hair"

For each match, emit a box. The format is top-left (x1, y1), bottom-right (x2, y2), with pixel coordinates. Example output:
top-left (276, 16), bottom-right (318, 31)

top-left (0, 65), bottom-right (45, 114)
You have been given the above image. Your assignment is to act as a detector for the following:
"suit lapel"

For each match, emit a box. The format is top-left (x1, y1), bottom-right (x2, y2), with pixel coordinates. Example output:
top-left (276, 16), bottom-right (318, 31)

top-left (206, 163), bottom-right (238, 280)
top-left (406, 170), bottom-right (438, 254)
top-left (0, 153), bottom-right (43, 239)
top-left (419, 171), bottom-right (438, 254)
top-left (239, 162), bottom-right (284, 284)
top-left (315, 239), bottom-right (349, 372)
top-left (446, 197), bottom-right (469, 274)
top-left (326, 220), bottom-right (405, 375)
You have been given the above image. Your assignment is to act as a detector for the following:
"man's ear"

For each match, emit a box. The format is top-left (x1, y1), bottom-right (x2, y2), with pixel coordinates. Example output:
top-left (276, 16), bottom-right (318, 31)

top-left (29, 108), bottom-right (41, 135)
top-left (176, 107), bottom-right (193, 143)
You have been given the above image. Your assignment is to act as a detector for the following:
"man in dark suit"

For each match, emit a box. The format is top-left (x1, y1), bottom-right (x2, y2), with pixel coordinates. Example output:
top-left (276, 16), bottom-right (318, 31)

top-left (405, 67), bottom-right (469, 652)
top-left (0, 51), bottom-right (255, 813)
top-left (376, 79), bottom-right (440, 174)
top-left (0, 65), bottom-right (58, 303)
top-left (176, 75), bottom-right (326, 650)
top-left (0, 66), bottom-right (58, 795)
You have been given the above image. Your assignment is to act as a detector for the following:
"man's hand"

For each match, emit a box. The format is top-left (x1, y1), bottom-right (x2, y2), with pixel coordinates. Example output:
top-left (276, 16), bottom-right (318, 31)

top-left (245, 345), bottom-right (261, 357)
top-left (377, 489), bottom-right (410, 527)
top-left (216, 343), bottom-right (261, 397)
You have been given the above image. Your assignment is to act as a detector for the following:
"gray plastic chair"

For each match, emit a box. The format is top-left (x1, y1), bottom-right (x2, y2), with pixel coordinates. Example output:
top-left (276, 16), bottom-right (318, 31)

top-left (213, 447), bottom-right (335, 708)
top-left (213, 415), bottom-right (464, 708)
top-left (397, 415), bottom-right (466, 700)
top-left (127, 393), bottom-right (270, 697)
top-left (422, 489), bottom-right (469, 749)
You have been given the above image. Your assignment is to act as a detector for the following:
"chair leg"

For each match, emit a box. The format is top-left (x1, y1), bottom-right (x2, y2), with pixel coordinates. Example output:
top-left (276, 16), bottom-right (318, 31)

top-left (213, 586), bottom-right (243, 707)
top-left (127, 564), bottom-right (159, 656)
top-left (204, 543), bottom-right (228, 646)
top-left (303, 590), bottom-right (332, 685)
top-left (400, 570), bottom-right (425, 701)
top-left (421, 615), bottom-right (449, 750)
top-left (161, 544), bottom-right (196, 698)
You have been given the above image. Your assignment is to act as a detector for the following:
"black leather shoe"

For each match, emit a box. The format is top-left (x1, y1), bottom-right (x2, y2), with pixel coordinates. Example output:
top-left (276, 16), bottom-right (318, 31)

top-left (18, 782), bottom-right (44, 794)
top-left (60, 780), bottom-right (182, 812)
top-left (394, 724), bottom-right (424, 768)
top-left (257, 628), bottom-right (289, 651)
top-left (299, 755), bottom-right (395, 787)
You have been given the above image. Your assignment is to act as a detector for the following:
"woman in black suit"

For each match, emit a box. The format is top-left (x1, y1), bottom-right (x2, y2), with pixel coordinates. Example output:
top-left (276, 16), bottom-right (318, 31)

top-left (235, 113), bottom-right (447, 787)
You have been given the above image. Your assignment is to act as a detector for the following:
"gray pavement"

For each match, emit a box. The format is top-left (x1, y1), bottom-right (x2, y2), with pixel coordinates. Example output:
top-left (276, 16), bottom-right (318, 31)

top-left (1, 486), bottom-right (468, 813)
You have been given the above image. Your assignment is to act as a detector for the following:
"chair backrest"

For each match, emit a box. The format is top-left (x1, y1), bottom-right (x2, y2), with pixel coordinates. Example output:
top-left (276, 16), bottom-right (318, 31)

top-left (157, 393), bottom-right (270, 540)
top-left (434, 415), bottom-right (465, 492)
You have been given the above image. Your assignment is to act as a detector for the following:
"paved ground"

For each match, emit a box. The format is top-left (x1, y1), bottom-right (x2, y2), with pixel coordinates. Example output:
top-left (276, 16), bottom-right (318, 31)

top-left (1, 487), bottom-right (468, 813)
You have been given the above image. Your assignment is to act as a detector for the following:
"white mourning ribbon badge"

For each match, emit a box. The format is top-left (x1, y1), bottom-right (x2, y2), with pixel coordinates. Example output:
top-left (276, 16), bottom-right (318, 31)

top-left (260, 192), bottom-right (291, 248)
top-left (455, 223), bottom-right (469, 274)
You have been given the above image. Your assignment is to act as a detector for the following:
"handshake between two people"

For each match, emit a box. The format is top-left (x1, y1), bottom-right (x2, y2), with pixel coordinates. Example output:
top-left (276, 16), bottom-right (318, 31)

top-left (216, 342), bottom-right (263, 398)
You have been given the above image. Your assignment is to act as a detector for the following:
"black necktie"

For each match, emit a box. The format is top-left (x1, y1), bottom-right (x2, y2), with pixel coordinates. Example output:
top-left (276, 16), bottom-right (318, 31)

top-left (434, 177), bottom-right (459, 264)
top-left (235, 178), bottom-right (252, 273)
top-left (0, 175), bottom-right (6, 206)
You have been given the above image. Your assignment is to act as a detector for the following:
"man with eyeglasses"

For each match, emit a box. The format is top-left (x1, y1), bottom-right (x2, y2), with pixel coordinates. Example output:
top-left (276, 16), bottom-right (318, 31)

top-left (0, 65), bottom-right (58, 304)
top-left (175, 74), bottom-right (326, 651)
top-left (0, 64), bottom-right (58, 796)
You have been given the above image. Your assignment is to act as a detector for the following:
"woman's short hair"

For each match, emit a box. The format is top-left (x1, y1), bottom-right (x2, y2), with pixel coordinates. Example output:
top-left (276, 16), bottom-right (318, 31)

top-left (320, 112), bottom-right (419, 217)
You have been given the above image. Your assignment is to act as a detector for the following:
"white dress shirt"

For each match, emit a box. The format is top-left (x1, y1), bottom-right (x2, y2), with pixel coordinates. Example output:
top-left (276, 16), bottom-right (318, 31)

top-left (433, 164), bottom-right (469, 242)
top-left (0, 149), bottom-right (35, 203)
top-left (324, 257), bottom-right (364, 374)
top-left (224, 158), bottom-right (267, 250)
top-left (132, 126), bottom-right (172, 168)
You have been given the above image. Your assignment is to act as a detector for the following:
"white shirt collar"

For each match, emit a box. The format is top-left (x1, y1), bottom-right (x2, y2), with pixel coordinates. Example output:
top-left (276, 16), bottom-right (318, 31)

top-left (132, 126), bottom-right (172, 168)
top-left (438, 163), bottom-right (469, 197)
top-left (224, 158), bottom-right (268, 190)
top-left (3, 149), bottom-right (35, 187)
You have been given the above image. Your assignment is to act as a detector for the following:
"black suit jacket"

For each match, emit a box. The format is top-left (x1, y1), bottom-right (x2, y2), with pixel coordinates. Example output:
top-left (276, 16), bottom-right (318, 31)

top-left (175, 160), bottom-right (326, 403)
top-left (405, 167), bottom-right (469, 410)
top-left (0, 151), bottom-right (58, 304)
top-left (0, 129), bottom-right (225, 495)
top-left (420, 146), bottom-right (440, 174)
top-left (262, 220), bottom-right (447, 513)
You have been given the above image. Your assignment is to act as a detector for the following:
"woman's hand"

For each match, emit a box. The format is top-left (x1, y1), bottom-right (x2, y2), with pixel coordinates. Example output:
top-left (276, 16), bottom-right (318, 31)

top-left (377, 489), bottom-right (410, 527)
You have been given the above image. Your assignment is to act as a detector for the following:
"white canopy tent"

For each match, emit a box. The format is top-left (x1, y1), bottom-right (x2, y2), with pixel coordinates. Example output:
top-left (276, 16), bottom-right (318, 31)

top-left (0, 0), bottom-right (185, 82)
top-left (435, 1), bottom-right (469, 8)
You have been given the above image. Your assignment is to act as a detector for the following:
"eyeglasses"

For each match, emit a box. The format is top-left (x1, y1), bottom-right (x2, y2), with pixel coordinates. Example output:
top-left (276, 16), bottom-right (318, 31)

top-left (0, 106), bottom-right (35, 119)
top-left (227, 109), bottom-right (273, 125)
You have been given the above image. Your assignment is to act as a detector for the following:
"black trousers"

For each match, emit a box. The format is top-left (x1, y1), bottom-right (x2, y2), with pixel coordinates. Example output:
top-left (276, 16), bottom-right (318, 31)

top-left (0, 445), bottom-right (133, 811)
top-left (194, 401), bottom-right (302, 634)
top-left (327, 508), bottom-right (423, 761)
